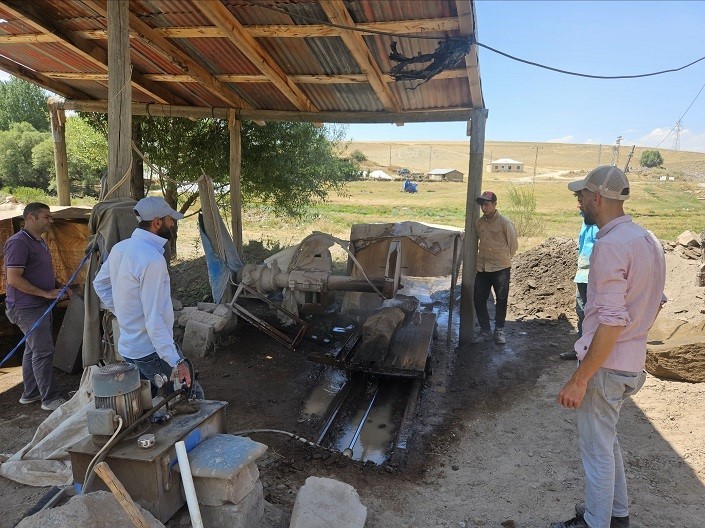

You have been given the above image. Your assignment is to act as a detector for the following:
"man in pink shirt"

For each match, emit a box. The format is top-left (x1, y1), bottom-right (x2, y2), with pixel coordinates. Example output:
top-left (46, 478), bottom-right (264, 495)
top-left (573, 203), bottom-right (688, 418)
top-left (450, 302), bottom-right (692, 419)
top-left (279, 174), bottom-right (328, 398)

top-left (550, 166), bottom-right (666, 528)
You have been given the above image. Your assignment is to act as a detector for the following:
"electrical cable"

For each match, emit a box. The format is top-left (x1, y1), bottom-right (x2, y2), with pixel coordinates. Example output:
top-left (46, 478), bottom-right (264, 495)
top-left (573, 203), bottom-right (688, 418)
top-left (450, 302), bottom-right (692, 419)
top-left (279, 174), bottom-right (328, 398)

top-left (656, 80), bottom-right (705, 147)
top-left (82, 415), bottom-right (123, 492)
top-left (252, 2), bottom-right (705, 80)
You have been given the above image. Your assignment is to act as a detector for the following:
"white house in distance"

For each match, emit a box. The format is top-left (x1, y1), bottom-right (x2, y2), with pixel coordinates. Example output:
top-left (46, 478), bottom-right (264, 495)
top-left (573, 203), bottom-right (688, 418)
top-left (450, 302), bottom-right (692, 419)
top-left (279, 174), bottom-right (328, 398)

top-left (487, 158), bottom-right (524, 173)
top-left (426, 168), bottom-right (464, 182)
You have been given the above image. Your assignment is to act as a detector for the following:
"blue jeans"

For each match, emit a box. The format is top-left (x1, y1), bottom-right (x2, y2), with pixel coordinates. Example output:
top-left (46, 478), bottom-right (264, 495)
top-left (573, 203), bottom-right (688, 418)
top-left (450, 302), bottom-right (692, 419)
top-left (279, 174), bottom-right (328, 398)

top-left (126, 352), bottom-right (204, 399)
top-left (6, 305), bottom-right (60, 404)
top-left (578, 367), bottom-right (646, 528)
top-left (474, 268), bottom-right (511, 331)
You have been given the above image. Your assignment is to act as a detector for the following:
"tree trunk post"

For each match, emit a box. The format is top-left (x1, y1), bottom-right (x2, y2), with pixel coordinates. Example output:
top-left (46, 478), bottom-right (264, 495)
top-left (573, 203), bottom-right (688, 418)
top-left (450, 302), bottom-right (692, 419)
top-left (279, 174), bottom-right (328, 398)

top-left (48, 96), bottom-right (70, 206)
top-left (459, 109), bottom-right (488, 344)
top-left (106, 0), bottom-right (132, 200)
top-left (229, 111), bottom-right (243, 255)
top-left (131, 120), bottom-right (145, 199)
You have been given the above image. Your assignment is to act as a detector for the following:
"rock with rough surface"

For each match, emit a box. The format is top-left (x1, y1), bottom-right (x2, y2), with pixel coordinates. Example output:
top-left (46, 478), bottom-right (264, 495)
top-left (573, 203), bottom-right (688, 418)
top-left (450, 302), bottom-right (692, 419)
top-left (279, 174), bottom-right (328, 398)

top-left (16, 491), bottom-right (164, 528)
top-left (290, 476), bottom-right (367, 528)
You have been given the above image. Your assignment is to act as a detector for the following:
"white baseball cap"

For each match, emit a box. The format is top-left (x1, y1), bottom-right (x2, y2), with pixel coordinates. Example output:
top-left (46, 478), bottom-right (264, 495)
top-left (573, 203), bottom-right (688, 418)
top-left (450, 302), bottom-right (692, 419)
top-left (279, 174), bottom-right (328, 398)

top-left (134, 196), bottom-right (185, 221)
top-left (567, 165), bottom-right (630, 200)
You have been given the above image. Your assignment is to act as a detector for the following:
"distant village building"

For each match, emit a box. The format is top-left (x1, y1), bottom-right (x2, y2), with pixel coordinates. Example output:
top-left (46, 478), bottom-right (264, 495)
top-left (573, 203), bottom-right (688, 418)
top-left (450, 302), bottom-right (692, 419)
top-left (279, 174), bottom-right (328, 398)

top-left (487, 158), bottom-right (524, 173)
top-left (426, 168), bottom-right (464, 182)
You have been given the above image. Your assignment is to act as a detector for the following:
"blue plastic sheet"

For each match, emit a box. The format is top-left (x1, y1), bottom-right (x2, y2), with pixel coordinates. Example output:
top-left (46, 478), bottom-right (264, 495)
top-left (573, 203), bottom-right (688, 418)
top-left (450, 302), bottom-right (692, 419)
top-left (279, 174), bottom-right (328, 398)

top-left (198, 213), bottom-right (244, 304)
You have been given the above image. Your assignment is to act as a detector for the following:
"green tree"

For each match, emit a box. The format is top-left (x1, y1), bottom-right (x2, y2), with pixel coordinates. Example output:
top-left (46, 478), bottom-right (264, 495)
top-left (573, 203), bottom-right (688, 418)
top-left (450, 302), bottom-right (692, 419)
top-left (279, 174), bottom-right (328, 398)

top-left (0, 122), bottom-right (52, 189)
top-left (0, 78), bottom-right (50, 132)
top-left (639, 149), bottom-right (663, 168)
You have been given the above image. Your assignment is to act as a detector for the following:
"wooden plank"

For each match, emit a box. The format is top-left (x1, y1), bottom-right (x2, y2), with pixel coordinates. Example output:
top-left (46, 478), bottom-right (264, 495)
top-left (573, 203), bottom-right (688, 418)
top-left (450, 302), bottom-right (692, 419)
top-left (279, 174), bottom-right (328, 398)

top-left (59, 99), bottom-right (474, 123)
top-left (75, 18), bottom-right (459, 40)
top-left (196, 1), bottom-right (317, 113)
top-left (106, 0), bottom-right (132, 200)
top-left (320, 0), bottom-right (400, 113)
top-left (229, 115), bottom-right (243, 256)
top-left (460, 109), bottom-right (488, 343)
top-left (0, 33), bottom-right (58, 44)
top-left (384, 312), bottom-right (435, 374)
top-left (455, 0), bottom-right (484, 108)
top-left (48, 98), bottom-right (70, 206)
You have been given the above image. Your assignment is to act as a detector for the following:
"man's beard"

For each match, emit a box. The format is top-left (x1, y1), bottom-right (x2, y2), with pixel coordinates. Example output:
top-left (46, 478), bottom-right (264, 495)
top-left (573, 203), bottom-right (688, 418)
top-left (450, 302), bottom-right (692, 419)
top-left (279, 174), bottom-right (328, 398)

top-left (156, 225), bottom-right (173, 240)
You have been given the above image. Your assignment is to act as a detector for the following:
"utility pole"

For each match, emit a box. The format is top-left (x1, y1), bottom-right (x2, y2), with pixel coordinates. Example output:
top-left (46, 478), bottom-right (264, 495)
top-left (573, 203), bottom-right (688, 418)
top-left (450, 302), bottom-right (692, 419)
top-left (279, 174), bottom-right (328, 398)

top-left (389, 144), bottom-right (392, 166)
top-left (532, 145), bottom-right (538, 188)
top-left (610, 136), bottom-right (622, 166)
top-left (623, 145), bottom-right (635, 173)
top-left (674, 120), bottom-right (682, 151)
top-left (428, 145), bottom-right (433, 172)
top-left (597, 144), bottom-right (602, 165)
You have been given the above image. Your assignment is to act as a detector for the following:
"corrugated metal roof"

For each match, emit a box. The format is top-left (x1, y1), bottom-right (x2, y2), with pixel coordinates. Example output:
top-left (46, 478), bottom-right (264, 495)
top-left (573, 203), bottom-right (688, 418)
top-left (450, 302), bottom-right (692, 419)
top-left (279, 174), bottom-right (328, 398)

top-left (0, 0), bottom-right (483, 122)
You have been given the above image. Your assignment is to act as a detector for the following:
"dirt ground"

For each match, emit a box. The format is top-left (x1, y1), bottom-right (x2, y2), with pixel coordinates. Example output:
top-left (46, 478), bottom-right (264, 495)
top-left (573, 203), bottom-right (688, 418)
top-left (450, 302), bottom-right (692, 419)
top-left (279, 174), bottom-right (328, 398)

top-left (0, 247), bottom-right (703, 528)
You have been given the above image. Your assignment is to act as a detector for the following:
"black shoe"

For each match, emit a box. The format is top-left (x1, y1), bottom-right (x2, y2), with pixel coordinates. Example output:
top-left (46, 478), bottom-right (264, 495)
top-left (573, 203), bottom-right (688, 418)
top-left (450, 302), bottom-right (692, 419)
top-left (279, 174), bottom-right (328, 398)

top-left (548, 514), bottom-right (588, 528)
top-left (575, 504), bottom-right (630, 528)
top-left (559, 350), bottom-right (578, 360)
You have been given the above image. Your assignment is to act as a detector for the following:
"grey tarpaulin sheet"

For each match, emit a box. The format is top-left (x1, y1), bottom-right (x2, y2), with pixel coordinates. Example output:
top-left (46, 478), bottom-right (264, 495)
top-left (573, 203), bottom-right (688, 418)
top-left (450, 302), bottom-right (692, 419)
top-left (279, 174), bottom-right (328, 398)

top-left (0, 367), bottom-right (96, 487)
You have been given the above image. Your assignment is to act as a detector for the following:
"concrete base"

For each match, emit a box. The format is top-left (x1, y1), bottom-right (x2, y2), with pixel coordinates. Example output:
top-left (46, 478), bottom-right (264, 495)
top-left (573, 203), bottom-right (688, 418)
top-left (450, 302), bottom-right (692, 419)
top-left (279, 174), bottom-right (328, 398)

top-left (289, 477), bottom-right (367, 528)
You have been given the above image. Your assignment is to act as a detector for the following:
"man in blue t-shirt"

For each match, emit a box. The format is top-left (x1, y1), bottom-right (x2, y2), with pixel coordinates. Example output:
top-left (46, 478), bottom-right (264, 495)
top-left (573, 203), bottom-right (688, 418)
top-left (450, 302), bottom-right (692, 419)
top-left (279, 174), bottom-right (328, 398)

top-left (4, 203), bottom-right (71, 411)
top-left (560, 191), bottom-right (598, 360)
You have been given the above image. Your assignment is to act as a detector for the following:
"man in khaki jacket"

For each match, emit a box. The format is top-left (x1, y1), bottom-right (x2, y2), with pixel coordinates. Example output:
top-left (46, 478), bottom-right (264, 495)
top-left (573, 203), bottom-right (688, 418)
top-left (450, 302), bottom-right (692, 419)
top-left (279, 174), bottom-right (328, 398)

top-left (472, 191), bottom-right (518, 345)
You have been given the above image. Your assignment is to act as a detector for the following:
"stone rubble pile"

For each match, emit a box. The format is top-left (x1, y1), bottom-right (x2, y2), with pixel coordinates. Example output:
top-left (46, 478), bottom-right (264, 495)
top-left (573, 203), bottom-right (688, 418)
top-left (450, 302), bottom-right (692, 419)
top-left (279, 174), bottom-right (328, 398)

top-left (663, 230), bottom-right (703, 260)
top-left (173, 300), bottom-right (236, 359)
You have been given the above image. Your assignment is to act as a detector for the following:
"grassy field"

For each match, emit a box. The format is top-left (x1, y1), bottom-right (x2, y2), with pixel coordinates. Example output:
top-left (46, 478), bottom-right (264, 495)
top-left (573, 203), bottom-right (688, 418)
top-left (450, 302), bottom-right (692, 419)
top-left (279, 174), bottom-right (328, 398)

top-left (3, 141), bottom-right (704, 262)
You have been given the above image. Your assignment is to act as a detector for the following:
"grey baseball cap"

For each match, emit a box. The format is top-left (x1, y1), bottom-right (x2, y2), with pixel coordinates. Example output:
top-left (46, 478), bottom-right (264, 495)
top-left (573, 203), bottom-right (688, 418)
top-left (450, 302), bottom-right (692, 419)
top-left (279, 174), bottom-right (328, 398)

top-left (567, 165), bottom-right (630, 200)
top-left (134, 196), bottom-right (184, 221)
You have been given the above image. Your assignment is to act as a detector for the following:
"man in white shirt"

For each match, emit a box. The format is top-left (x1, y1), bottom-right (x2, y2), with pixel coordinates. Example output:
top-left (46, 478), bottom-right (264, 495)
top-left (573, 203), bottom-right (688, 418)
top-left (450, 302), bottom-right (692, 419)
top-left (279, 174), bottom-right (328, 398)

top-left (93, 196), bottom-right (199, 397)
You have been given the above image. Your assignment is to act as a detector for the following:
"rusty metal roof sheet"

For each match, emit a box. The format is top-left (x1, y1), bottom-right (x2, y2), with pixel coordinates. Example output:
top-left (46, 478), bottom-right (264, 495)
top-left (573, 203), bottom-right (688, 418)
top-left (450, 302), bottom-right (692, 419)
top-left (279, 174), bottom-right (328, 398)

top-left (0, 0), bottom-right (483, 123)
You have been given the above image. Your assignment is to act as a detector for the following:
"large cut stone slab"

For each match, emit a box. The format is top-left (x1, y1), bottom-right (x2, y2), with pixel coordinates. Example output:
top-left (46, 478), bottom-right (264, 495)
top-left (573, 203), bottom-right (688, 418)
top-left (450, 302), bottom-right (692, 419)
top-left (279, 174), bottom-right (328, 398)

top-left (174, 434), bottom-right (268, 506)
top-left (199, 481), bottom-right (264, 528)
top-left (178, 310), bottom-right (229, 331)
top-left (289, 476), bottom-right (367, 528)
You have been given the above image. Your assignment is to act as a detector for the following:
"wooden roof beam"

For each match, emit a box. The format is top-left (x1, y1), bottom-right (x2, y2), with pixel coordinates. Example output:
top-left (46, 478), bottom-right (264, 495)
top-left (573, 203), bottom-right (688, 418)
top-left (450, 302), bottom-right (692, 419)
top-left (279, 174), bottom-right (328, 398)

top-left (0, 1), bottom-right (185, 105)
top-left (72, 17), bottom-right (460, 41)
top-left (455, 0), bottom-right (484, 108)
top-left (0, 56), bottom-right (92, 100)
top-left (195, 1), bottom-right (317, 113)
top-left (60, 99), bottom-right (472, 124)
top-left (81, 0), bottom-right (248, 110)
top-left (320, 0), bottom-right (401, 113)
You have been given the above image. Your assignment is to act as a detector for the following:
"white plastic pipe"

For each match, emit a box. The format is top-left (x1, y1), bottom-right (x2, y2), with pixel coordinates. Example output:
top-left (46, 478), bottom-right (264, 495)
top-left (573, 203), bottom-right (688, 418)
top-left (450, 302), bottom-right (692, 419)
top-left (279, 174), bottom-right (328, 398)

top-left (174, 440), bottom-right (204, 528)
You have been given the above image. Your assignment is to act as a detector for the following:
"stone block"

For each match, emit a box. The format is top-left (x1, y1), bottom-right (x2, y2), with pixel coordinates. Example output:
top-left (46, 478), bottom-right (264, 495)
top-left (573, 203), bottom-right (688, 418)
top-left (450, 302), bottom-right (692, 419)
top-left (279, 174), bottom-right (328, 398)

top-left (677, 230), bottom-right (700, 247)
top-left (199, 481), bottom-right (264, 528)
top-left (181, 319), bottom-right (214, 359)
top-left (193, 463), bottom-right (259, 507)
top-left (197, 302), bottom-right (217, 313)
top-left (290, 477), bottom-right (367, 528)
top-left (181, 306), bottom-right (198, 315)
top-left (178, 310), bottom-right (228, 331)
top-left (171, 297), bottom-right (183, 310)
top-left (212, 304), bottom-right (233, 319)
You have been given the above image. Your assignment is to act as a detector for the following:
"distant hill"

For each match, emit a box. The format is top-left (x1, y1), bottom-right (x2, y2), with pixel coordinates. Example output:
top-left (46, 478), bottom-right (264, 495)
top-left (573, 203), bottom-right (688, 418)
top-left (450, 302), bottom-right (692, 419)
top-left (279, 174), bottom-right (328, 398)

top-left (344, 141), bottom-right (705, 179)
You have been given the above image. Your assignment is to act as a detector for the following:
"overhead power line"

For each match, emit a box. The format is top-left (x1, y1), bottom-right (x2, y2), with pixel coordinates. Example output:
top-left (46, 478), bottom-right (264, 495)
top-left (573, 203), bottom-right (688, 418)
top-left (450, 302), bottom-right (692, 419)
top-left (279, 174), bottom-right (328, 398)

top-left (254, 3), bottom-right (705, 80)
top-left (656, 81), bottom-right (705, 148)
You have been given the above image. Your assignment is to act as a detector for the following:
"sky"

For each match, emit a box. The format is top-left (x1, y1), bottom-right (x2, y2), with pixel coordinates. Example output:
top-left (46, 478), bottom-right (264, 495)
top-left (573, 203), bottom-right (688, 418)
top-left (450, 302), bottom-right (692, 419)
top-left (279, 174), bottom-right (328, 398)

top-left (346, 1), bottom-right (705, 153)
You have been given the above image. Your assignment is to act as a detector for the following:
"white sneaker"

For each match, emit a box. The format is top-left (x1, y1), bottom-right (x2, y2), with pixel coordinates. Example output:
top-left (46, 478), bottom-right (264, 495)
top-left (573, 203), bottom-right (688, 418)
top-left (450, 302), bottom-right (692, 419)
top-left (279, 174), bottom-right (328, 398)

top-left (494, 329), bottom-right (506, 345)
top-left (471, 330), bottom-right (493, 344)
top-left (41, 398), bottom-right (66, 411)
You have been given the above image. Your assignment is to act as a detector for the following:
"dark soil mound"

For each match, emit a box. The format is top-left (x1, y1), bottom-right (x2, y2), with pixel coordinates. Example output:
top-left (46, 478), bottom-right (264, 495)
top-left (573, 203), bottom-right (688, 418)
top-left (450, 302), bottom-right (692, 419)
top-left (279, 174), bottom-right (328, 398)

top-left (509, 237), bottom-right (577, 321)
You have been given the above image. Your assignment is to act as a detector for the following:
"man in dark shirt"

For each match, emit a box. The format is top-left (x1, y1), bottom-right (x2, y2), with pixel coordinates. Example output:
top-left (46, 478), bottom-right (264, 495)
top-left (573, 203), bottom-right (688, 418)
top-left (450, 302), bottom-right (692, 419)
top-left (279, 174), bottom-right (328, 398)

top-left (4, 203), bottom-right (70, 411)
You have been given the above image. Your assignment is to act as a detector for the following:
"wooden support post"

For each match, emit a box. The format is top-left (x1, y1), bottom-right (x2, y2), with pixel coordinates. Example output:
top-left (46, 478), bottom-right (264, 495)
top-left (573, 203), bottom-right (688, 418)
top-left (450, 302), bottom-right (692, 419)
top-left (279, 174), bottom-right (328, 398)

top-left (48, 97), bottom-right (70, 206)
top-left (459, 109), bottom-right (488, 344)
top-left (106, 0), bottom-right (132, 200)
top-left (229, 112), bottom-right (243, 255)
